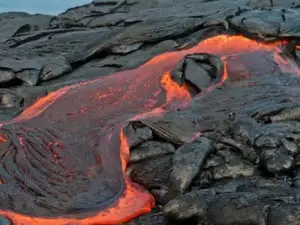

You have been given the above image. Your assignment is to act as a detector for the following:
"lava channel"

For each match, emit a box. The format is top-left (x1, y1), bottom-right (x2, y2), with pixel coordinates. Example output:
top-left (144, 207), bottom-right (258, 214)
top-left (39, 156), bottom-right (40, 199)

top-left (0, 35), bottom-right (296, 225)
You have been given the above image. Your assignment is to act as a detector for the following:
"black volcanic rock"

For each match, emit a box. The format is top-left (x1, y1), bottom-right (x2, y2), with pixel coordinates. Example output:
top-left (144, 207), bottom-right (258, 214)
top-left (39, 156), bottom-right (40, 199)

top-left (0, 12), bottom-right (52, 42)
top-left (129, 141), bottom-right (175, 163)
top-left (171, 53), bottom-right (224, 94)
top-left (168, 137), bottom-right (215, 197)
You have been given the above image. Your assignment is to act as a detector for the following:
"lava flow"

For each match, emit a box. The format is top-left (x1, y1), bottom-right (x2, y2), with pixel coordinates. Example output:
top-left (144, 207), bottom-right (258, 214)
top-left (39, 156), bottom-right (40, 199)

top-left (0, 35), bottom-right (296, 225)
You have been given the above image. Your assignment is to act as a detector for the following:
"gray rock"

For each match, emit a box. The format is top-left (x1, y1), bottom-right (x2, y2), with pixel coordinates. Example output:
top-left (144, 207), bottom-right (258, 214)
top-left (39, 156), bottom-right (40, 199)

top-left (40, 56), bottom-right (72, 81)
top-left (231, 115), bottom-right (262, 145)
top-left (281, 138), bottom-right (298, 155)
top-left (280, 9), bottom-right (300, 38)
top-left (123, 121), bottom-right (153, 148)
top-left (111, 43), bottom-right (143, 54)
top-left (268, 205), bottom-right (300, 225)
top-left (16, 69), bottom-right (40, 86)
top-left (259, 148), bottom-right (294, 174)
top-left (0, 69), bottom-right (15, 84)
top-left (164, 190), bottom-right (210, 221)
top-left (171, 53), bottom-right (224, 93)
top-left (129, 155), bottom-right (172, 189)
top-left (212, 157), bottom-right (255, 180)
top-left (204, 155), bottom-right (225, 169)
top-left (168, 137), bottom-right (215, 196)
top-left (130, 141), bottom-right (175, 163)
top-left (229, 10), bottom-right (283, 40)
top-left (255, 135), bottom-right (281, 149)
top-left (0, 13), bottom-right (52, 42)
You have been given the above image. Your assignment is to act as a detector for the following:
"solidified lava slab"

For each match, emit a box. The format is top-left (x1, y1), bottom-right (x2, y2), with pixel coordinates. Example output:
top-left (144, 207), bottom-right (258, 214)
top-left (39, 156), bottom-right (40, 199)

top-left (0, 35), bottom-right (292, 225)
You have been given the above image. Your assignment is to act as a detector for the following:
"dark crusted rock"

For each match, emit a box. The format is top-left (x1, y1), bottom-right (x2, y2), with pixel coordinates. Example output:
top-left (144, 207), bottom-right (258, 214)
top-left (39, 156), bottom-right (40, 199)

top-left (229, 10), bottom-right (283, 40)
top-left (65, 17), bottom-right (204, 65)
top-left (192, 170), bottom-right (213, 189)
top-left (270, 107), bottom-right (300, 122)
top-left (0, 57), bottom-right (43, 73)
top-left (211, 153), bottom-right (255, 180)
top-left (129, 141), bottom-right (175, 163)
top-left (45, 39), bottom-right (178, 86)
top-left (163, 189), bottom-right (210, 222)
top-left (259, 148), bottom-right (294, 174)
top-left (0, 13), bottom-right (52, 42)
top-left (168, 137), bottom-right (215, 197)
top-left (1, 1), bottom-right (300, 225)
top-left (16, 69), bottom-right (40, 86)
top-left (171, 53), bottom-right (224, 93)
top-left (175, 26), bottom-right (226, 50)
top-left (280, 9), bottom-right (300, 38)
top-left (255, 176), bottom-right (292, 189)
top-left (150, 187), bottom-right (169, 205)
top-left (0, 86), bottom-right (46, 121)
top-left (268, 204), bottom-right (300, 225)
top-left (111, 43), bottom-right (143, 54)
top-left (281, 138), bottom-right (298, 155)
top-left (231, 115), bottom-right (262, 145)
top-left (220, 138), bottom-right (258, 162)
top-left (164, 187), bottom-right (300, 225)
top-left (206, 194), bottom-right (268, 225)
top-left (204, 155), bottom-right (225, 169)
top-left (0, 92), bottom-right (22, 109)
top-left (255, 135), bottom-right (281, 149)
top-left (262, 122), bottom-right (300, 138)
top-left (0, 56), bottom-right (71, 85)
top-left (123, 121), bottom-right (153, 148)
top-left (0, 69), bottom-right (15, 85)
top-left (40, 56), bottom-right (72, 81)
top-left (293, 169), bottom-right (300, 188)
top-left (129, 155), bottom-right (172, 189)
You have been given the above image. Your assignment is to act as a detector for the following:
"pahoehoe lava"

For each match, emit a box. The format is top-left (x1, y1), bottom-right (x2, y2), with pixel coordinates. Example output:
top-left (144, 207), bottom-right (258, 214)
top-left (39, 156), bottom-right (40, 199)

top-left (0, 34), bottom-right (299, 225)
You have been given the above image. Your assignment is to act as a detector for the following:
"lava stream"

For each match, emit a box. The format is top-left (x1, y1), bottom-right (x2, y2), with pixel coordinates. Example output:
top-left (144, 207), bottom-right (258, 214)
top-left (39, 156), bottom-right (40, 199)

top-left (0, 35), bottom-right (295, 225)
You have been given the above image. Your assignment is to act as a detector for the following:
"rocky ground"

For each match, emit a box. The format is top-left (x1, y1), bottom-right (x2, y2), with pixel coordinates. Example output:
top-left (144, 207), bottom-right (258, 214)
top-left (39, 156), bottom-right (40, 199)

top-left (1, 0), bottom-right (300, 225)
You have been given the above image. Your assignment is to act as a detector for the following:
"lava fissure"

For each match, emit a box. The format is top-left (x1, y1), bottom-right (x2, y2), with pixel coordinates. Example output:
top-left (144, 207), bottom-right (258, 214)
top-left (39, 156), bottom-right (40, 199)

top-left (0, 35), bottom-right (298, 225)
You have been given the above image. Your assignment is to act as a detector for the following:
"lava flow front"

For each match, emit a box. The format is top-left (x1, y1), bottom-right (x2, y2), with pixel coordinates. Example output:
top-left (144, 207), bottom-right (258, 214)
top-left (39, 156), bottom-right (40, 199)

top-left (0, 35), bottom-right (293, 225)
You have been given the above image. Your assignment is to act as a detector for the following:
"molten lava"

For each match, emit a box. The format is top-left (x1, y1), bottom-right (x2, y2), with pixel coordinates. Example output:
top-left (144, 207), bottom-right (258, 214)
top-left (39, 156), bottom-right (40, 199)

top-left (0, 35), bottom-right (297, 225)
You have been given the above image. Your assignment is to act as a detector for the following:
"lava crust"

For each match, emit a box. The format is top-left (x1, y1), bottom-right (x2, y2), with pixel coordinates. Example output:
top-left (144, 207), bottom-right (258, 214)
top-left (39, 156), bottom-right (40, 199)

top-left (0, 34), bottom-right (299, 225)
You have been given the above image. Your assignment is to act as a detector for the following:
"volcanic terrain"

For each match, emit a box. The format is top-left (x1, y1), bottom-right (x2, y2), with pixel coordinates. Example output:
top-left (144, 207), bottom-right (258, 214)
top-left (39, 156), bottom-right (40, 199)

top-left (0, 1), bottom-right (300, 225)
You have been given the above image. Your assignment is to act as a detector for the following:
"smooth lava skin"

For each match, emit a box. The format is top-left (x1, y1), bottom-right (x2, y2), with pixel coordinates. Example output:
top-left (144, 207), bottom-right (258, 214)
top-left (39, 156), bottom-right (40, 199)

top-left (0, 35), bottom-right (293, 225)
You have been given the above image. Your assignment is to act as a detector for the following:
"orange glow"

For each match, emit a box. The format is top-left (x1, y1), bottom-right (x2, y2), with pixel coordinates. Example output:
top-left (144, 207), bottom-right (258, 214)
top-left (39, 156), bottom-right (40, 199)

top-left (0, 35), bottom-right (298, 225)
top-left (0, 180), bottom-right (154, 225)
top-left (0, 134), bottom-right (8, 143)
top-left (221, 62), bottom-right (228, 83)
top-left (11, 87), bottom-right (70, 124)
top-left (161, 71), bottom-right (191, 105)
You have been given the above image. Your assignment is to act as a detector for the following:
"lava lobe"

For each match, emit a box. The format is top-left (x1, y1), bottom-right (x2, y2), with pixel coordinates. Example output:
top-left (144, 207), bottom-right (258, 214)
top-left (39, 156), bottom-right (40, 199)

top-left (0, 35), bottom-right (294, 225)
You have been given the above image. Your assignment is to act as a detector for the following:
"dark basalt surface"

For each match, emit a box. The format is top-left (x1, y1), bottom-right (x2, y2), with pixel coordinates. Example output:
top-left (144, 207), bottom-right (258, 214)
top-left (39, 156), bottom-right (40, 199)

top-left (1, 0), bottom-right (300, 225)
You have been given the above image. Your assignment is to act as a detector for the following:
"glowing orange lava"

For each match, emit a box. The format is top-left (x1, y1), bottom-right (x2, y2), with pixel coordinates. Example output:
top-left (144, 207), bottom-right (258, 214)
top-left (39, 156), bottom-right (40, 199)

top-left (161, 71), bottom-right (191, 107)
top-left (0, 35), bottom-right (296, 225)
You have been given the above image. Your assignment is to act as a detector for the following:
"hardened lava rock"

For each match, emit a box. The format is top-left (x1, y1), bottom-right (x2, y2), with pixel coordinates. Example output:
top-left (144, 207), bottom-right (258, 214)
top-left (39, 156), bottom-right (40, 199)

top-left (126, 42), bottom-right (300, 225)
top-left (171, 53), bottom-right (224, 94)
top-left (2, 0), bottom-right (300, 224)
top-left (0, 124), bottom-right (124, 217)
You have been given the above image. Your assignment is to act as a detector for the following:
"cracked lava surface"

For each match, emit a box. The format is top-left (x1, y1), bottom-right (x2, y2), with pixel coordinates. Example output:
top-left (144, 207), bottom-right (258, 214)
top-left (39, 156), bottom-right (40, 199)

top-left (0, 35), bottom-right (295, 225)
